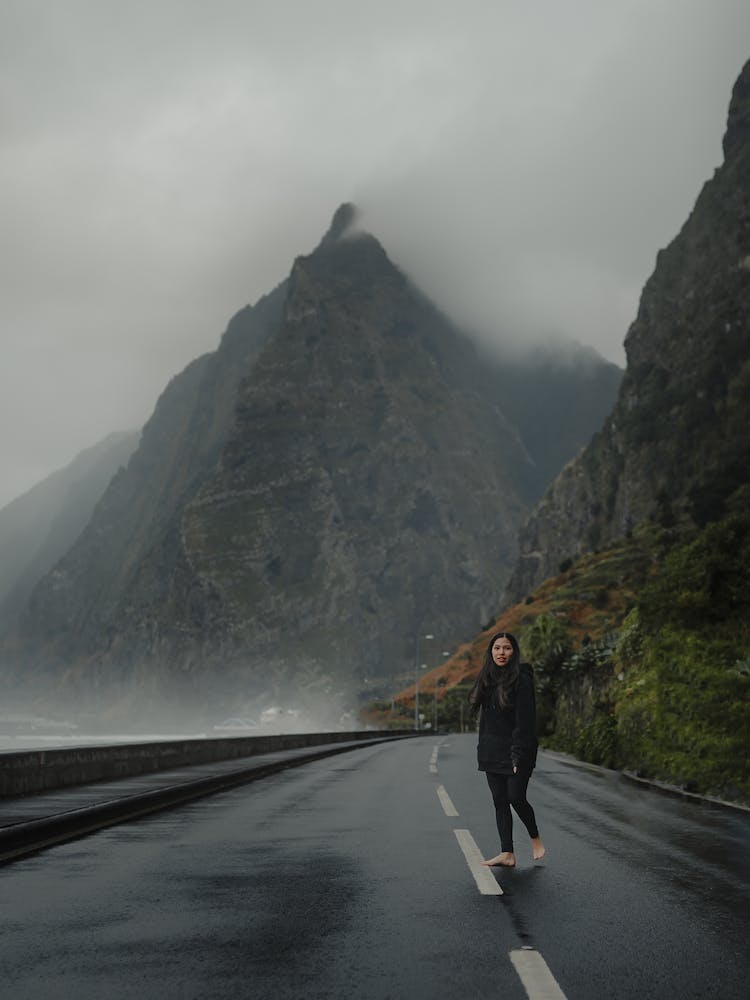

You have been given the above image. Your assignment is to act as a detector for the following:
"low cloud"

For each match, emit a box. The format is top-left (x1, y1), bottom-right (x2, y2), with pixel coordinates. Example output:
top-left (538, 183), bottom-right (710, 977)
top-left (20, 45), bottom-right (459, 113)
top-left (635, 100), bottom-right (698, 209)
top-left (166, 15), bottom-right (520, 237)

top-left (1, 0), bottom-right (748, 505)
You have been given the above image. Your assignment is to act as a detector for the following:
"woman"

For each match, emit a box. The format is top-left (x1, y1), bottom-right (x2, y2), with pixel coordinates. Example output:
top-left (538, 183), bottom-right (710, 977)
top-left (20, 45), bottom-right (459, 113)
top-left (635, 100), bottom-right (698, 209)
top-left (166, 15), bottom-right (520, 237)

top-left (469, 631), bottom-right (545, 867)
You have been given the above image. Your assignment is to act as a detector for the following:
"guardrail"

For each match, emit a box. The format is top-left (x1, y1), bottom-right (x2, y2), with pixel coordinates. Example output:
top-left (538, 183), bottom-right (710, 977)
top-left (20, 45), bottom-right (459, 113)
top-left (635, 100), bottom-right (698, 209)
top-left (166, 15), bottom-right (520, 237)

top-left (0, 730), bottom-right (416, 798)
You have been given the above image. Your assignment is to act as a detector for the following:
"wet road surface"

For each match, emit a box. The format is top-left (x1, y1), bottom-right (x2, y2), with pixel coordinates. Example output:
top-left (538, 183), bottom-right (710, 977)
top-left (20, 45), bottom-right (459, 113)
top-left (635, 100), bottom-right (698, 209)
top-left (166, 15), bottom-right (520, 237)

top-left (0, 735), bottom-right (748, 999)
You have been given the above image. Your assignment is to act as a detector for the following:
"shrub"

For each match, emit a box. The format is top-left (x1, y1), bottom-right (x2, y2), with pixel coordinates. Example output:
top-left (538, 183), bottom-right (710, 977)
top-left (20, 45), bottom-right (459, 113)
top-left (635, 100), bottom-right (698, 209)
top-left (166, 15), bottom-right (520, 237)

top-left (522, 614), bottom-right (570, 672)
top-left (575, 711), bottom-right (618, 768)
top-left (615, 628), bottom-right (750, 798)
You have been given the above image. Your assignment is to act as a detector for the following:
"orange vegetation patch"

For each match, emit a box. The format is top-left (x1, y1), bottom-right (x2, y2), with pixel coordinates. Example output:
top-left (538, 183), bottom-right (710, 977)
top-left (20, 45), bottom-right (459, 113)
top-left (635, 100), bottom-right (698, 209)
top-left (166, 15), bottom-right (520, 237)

top-left (362, 531), bottom-right (656, 728)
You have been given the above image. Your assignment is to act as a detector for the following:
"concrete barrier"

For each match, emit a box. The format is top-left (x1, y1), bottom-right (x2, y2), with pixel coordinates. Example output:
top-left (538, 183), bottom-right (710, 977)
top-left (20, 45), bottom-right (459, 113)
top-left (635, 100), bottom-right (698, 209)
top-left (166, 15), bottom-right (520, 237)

top-left (0, 730), bottom-right (415, 798)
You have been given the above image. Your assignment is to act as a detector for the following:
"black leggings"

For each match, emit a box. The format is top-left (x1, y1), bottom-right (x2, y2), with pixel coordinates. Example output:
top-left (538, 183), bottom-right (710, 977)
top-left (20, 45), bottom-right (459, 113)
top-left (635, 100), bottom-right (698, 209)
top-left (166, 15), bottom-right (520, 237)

top-left (485, 768), bottom-right (539, 853)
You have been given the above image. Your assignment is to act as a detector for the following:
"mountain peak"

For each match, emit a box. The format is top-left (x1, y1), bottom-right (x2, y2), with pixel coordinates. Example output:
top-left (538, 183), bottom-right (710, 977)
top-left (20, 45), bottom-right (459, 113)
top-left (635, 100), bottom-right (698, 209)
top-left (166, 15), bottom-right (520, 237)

top-left (319, 202), bottom-right (359, 246)
top-left (723, 58), bottom-right (750, 159)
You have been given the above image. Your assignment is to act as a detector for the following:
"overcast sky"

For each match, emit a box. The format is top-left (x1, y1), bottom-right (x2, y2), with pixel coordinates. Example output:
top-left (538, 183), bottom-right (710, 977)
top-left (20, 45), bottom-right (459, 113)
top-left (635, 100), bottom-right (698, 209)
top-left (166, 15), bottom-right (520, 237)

top-left (1, 0), bottom-right (748, 509)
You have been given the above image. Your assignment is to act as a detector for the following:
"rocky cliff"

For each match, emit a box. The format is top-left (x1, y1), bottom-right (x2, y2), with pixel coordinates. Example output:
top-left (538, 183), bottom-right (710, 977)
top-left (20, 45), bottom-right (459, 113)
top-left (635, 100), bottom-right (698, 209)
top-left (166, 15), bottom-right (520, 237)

top-left (178, 226), bottom-right (533, 695)
top-left (506, 59), bottom-right (750, 602)
top-left (3, 207), bottom-right (620, 720)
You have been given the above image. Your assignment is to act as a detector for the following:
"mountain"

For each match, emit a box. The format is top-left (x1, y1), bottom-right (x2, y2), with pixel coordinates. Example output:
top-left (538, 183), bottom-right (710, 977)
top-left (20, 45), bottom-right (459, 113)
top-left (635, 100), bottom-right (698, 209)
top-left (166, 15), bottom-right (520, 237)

top-left (0, 431), bottom-right (139, 627)
top-left (490, 341), bottom-right (622, 500)
top-left (1, 207), bottom-right (620, 722)
top-left (505, 58), bottom-right (750, 603)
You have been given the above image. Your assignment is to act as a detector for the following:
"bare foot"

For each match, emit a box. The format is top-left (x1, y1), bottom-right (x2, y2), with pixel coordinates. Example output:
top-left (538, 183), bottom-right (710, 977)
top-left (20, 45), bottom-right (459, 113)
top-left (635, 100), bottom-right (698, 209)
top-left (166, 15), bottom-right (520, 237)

top-left (481, 852), bottom-right (516, 867)
top-left (531, 837), bottom-right (546, 861)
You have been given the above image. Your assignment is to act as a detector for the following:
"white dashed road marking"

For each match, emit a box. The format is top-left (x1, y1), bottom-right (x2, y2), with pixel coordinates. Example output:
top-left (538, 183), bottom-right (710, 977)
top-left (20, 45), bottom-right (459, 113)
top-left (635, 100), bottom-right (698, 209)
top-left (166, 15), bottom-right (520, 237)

top-left (436, 744), bottom-right (564, 998)
top-left (436, 784), bottom-right (459, 816)
top-left (510, 949), bottom-right (568, 999)
top-left (453, 829), bottom-right (503, 895)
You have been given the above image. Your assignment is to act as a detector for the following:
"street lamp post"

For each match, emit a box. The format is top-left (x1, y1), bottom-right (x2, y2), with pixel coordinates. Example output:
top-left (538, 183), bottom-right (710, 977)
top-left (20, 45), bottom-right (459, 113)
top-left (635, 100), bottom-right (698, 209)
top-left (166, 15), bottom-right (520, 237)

top-left (415, 633), bottom-right (434, 730)
top-left (433, 651), bottom-right (450, 731)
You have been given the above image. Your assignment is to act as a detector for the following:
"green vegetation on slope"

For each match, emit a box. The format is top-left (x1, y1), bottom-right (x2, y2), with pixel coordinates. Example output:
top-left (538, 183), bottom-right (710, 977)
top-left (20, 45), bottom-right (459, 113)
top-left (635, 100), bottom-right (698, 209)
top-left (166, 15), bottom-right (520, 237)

top-left (374, 506), bottom-right (750, 803)
top-left (612, 510), bottom-right (750, 799)
top-left (525, 509), bottom-right (750, 801)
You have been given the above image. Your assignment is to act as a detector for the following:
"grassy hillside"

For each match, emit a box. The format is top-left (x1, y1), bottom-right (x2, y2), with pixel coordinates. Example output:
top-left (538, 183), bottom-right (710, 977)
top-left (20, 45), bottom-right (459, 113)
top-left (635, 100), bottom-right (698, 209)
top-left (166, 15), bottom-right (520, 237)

top-left (363, 523), bottom-right (659, 730)
top-left (367, 503), bottom-right (750, 803)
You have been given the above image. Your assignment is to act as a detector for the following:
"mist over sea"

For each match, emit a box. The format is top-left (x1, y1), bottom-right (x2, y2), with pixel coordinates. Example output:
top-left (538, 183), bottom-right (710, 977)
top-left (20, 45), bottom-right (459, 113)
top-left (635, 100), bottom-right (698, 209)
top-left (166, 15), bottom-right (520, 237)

top-left (0, 732), bottom-right (207, 752)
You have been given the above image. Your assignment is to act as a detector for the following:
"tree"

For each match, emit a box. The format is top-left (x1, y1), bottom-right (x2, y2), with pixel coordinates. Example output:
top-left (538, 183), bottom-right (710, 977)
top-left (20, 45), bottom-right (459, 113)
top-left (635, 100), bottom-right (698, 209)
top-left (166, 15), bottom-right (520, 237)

top-left (522, 614), bottom-right (570, 672)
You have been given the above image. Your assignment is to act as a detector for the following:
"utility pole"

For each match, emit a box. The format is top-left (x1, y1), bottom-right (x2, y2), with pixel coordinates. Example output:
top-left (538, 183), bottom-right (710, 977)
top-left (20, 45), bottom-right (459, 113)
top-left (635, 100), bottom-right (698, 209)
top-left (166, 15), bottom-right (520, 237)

top-left (414, 633), bottom-right (434, 730)
top-left (433, 652), bottom-right (450, 731)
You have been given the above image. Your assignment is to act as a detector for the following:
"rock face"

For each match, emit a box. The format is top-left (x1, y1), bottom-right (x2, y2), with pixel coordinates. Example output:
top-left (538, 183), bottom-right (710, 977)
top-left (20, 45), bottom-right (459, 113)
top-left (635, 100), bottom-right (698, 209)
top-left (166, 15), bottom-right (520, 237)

top-left (3, 209), bottom-right (620, 718)
top-left (506, 60), bottom-right (750, 602)
top-left (179, 231), bottom-right (532, 694)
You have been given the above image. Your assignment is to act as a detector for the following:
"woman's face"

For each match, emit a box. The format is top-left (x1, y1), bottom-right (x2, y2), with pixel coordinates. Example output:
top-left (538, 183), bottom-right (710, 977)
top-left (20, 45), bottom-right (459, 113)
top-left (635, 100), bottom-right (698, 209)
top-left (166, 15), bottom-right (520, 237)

top-left (491, 636), bottom-right (514, 667)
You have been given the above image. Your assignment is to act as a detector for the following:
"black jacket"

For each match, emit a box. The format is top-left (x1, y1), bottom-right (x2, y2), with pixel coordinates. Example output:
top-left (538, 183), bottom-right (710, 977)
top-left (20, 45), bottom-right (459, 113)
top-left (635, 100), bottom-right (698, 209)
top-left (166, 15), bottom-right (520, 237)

top-left (477, 662), bottom-right (538, 774)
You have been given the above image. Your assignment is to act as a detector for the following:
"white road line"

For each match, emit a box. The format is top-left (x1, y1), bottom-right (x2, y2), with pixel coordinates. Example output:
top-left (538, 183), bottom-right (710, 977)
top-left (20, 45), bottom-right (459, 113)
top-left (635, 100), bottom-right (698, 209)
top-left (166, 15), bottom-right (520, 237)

top-left (453, 829), bottom-right (503, 895)
top-left (430, 764), bottom-right (438, 773)
top-left (510, 949), bottom-right (568, 1000)
top-left (436, 784), bottom-right (459, 817)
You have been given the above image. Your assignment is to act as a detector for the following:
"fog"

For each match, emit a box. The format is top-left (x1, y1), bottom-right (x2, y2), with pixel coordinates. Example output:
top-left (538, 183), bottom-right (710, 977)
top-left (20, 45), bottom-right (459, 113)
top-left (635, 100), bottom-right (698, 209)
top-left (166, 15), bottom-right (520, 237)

top-left (1, 0), bottom-right (748, 508)
top-left (0, 698), bottom-right (363, 750)
top-left (0, 662), bottom-right (372, 747)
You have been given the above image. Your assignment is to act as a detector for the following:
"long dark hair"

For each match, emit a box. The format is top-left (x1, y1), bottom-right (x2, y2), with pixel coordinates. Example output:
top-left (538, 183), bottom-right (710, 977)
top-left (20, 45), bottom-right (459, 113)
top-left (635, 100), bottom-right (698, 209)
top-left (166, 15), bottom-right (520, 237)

top-left (468, 631), bottom-right (521, 717)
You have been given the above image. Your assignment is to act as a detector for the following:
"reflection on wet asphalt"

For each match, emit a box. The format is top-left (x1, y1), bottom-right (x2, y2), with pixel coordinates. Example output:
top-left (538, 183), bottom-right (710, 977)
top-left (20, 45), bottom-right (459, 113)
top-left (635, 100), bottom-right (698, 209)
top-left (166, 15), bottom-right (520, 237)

top-left (0, 736), bottom-right (748, 999)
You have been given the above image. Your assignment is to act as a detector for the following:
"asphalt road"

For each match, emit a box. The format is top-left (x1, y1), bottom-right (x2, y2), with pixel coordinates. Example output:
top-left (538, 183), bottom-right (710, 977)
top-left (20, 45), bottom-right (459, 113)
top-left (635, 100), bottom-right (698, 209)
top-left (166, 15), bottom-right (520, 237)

top-left (0, 735), bottom-right (747, 999)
